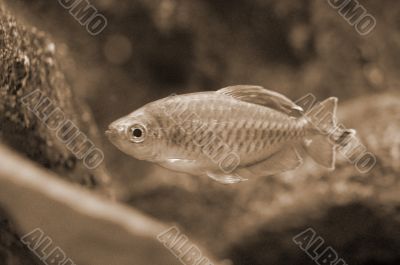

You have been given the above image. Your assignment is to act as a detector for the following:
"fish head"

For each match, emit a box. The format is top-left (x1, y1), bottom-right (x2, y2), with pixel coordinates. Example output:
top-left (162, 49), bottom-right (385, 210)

top-left (106, 108), bottom-right (162, 161)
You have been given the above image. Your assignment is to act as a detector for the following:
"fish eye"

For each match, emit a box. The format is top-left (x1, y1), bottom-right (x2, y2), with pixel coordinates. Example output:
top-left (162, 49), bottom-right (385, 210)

top-left (128, 124), bottom-right (146, 143)
top-left (133, 128), bottom-right (142, 138)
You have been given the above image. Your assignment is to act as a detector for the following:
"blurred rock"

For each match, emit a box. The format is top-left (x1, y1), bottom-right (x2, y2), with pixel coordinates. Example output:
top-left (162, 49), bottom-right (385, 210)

top-left (0, 145), bottom-right (222, 265)
top-left (0, 208), bottom-right (42, 265)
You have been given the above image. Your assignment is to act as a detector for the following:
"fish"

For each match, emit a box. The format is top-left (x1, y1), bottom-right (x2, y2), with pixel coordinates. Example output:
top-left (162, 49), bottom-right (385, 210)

top-left (106, 85), bottom-right (355, 184)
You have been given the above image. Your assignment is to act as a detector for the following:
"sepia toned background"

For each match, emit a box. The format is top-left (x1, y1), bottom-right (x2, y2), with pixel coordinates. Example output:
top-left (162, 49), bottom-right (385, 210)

top-left (0, 0), bottom-right (399, 264)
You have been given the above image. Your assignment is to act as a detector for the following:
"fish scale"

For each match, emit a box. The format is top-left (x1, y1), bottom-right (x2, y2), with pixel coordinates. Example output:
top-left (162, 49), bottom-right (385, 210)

top-left (151, 93), bottom-right (308, 166)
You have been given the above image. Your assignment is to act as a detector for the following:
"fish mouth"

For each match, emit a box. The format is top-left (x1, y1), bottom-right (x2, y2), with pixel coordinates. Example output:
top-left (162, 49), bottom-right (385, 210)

top-left (105, 127), bottom-right (120, 140)
top-left (105, 129), bottom-right (114, 136)
top-left (105, 129), bottom-right (115, 137)
top-left (105, 128), bottom-right (123, 148)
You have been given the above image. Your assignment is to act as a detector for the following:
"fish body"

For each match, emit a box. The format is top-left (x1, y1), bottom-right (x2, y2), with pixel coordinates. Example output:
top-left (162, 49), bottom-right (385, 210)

top-left (107, 86), bottom-right (354, 184)
top-left (148, 92), bottom-right (306, 166)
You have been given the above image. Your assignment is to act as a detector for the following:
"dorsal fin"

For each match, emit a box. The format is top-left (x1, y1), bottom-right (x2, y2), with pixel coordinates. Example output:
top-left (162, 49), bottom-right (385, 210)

top-left (217, 85), bottom-right (303, 116)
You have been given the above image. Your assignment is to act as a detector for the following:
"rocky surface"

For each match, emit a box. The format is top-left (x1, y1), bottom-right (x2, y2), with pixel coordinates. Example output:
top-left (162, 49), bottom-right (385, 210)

top-left (0, 4), bottom-right (113, 265)
top-left (0, 4), bottom-right (110, 189)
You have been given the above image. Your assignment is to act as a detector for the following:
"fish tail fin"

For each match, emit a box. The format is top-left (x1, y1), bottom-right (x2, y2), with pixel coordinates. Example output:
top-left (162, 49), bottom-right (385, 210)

top-left (307, 97), bottom-right (338, 135)
top-left (302, 97), bottom-right (355, 169)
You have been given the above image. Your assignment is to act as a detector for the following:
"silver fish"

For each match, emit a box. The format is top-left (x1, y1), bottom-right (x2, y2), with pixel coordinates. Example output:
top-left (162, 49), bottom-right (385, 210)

top-left (106, 85), bottom-right (354, 184)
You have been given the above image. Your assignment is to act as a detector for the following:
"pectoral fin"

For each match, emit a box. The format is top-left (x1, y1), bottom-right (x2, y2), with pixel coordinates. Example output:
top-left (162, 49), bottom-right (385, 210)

top-left (216, 85), bottom-right (303, 116)
top-left (236, 146), bottom-right (303, 178)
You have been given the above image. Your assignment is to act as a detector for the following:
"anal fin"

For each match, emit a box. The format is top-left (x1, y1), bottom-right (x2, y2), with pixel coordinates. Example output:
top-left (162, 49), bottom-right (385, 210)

top-left (303, 135), bottom-right (335, 169)
top-left (159, 158), bottom-right (203, 175)
top-left (206, 171), bottom-right (248, 184)
top-left (236, 146), bottom-right (303, 178)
